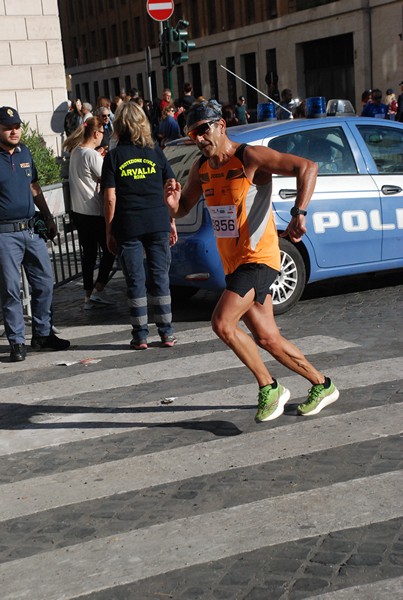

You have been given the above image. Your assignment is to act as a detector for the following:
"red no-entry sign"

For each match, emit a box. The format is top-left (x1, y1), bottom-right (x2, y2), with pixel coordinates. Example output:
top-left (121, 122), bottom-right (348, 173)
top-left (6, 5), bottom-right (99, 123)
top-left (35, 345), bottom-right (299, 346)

top-left (147, 1), bottom-right (174, 22)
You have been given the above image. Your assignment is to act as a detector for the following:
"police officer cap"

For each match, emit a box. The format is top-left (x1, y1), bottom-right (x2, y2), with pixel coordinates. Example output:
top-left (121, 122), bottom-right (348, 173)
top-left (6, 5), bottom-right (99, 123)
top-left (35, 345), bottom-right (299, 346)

top-left (0, 106), bottom-right (22, 126)
top-left (186, 100), bottom-right (222, 129)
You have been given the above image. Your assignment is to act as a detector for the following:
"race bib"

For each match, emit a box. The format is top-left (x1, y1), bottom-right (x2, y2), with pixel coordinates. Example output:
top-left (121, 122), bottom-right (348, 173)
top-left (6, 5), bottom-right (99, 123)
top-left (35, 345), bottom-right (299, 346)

top-left (207, 205), bottom-right (239, 238)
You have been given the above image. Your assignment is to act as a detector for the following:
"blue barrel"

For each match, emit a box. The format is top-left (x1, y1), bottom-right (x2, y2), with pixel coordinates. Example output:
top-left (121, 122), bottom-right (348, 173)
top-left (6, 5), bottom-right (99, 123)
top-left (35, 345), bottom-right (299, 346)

top-left (305, 96), bottom-right (326, 118)
top-left (257, 102), bottom-right (276, 121)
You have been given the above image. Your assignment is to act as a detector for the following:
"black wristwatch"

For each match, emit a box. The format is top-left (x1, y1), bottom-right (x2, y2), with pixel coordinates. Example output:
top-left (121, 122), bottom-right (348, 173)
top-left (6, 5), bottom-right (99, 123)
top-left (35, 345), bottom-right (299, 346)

top-left (290, 206), bottom-right (307, 217)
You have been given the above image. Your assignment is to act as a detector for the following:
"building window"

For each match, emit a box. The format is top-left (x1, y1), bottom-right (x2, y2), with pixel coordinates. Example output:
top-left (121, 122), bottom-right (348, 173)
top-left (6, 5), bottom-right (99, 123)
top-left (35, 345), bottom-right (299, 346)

top-left (111, 24), bottom-right (118, 56)
top-left (73, 36), bottom-right (79, 63)
top-left (225, 0), bottom-right (235, 29)
top-left (266, 0), bottom-right (277, 19)
top-left (190, 63), bottom-right (202, 98)
top-left (75, 83), bottom-right (81, 99)
top-left (247, 2), bottom-right (256, 24)
top-left (226, 56), bottom-right (236, 104)
top-left (189, 3), bottom-right (199, 37)
top-left (125, 75), bottom-right (131, 92)
top-left (208, 60), bottom-right (218, 100)
top-left (134, 17), bottom-right (142, 52)
top-left (83, 82), bottom-right (90, 102)
top-left (147, 17), bottom-right (156, 46)
top-left (207, 0), bottom-right (217, 33)
top-left (103, 79), bottom-right (110, 99)
top-left (94, 81), bottom-right (100, 102)
top-left (112, 77), bottom-right (120, 95)
top-left (137, 73), bottom-right (144, 95)
top-left (101, 29), bottom-right (108, 58)
top-left (122, 21), bottom-right (130, 54)
top-left (176, 66), bottom-right (184, 97)
top-left (81, 34), bottom-right (88, 63)
top-left (265, 48), bottom-right (279, 102)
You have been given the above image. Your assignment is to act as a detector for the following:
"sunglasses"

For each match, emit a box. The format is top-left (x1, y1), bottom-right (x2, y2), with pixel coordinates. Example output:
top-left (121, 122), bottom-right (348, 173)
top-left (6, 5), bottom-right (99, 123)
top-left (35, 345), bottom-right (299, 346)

top-left (102, 114), bottom-right (110, 117)
top-left (187, 120), bottom-right (218, 141)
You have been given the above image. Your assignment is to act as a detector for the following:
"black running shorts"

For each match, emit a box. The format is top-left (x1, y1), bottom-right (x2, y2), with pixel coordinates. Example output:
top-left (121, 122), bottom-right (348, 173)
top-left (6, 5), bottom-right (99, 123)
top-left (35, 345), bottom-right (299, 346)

top-left (225, 263), bottom-right (279, 305)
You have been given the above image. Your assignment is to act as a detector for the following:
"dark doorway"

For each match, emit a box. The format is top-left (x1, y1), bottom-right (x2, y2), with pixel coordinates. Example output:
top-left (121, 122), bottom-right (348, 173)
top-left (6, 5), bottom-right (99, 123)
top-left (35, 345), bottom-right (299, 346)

top-left (190, 63), bottom-right (202, 98)
top-left (303, 33), bottom-right (355, 105)
top-left (241, 52), bottom-right (258, 109)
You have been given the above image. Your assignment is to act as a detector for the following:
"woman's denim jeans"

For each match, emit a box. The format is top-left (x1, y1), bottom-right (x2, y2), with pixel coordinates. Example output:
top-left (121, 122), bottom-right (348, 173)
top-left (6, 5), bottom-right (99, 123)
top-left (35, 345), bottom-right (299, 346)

top-left (119, 232), bottom-right (173, 341)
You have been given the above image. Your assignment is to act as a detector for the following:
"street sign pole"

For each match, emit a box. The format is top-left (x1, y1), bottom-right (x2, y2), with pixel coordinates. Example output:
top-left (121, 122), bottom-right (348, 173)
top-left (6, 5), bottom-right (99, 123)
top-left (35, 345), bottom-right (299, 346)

top-left (145, 46), bottom-right (153, 102)
top-left (162, 21), bottom-right (173, 92)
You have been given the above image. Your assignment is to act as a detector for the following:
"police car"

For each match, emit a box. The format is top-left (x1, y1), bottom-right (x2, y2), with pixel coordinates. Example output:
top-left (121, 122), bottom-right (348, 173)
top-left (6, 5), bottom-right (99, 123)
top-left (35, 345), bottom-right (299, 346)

top-left (165, 116), bottom-right (403, 314)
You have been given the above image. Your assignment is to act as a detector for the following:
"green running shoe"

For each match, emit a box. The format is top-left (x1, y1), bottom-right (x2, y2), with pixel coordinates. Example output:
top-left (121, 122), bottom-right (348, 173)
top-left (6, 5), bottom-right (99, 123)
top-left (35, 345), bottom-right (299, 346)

top-left (255, 382), bottom-right (290, 423)
top-left (297, 380), bottom-right (339, 416)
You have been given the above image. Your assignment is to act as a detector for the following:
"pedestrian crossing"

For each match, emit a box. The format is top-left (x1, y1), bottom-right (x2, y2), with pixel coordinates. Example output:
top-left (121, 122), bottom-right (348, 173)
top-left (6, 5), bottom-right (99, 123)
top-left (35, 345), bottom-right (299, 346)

top-left (0, 320), bottom-right (402, 599)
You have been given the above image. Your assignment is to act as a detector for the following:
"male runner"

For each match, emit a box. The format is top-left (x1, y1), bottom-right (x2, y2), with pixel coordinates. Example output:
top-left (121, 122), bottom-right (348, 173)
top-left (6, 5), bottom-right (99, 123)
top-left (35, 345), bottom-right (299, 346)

top-left (164, 101), bottom-right (339, 422)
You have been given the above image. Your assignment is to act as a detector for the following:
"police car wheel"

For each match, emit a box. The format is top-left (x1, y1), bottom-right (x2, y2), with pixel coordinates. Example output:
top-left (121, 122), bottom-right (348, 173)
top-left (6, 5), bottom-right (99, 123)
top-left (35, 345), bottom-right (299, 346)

top-left (170, 285), bottom-right (200, 301)
top-left (272, 238), bottom-right (306, 315)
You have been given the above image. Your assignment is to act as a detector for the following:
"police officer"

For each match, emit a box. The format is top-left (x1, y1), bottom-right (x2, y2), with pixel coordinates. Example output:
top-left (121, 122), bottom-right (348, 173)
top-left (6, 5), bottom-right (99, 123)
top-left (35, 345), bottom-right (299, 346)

top-left (0, 106), bottom-right (70, 362)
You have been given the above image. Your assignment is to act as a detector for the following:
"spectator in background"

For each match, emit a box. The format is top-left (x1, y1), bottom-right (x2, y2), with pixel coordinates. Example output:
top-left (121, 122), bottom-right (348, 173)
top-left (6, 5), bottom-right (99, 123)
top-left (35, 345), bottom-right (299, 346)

top-left (63, 117), bottom-right (115, 310)
top-left (64, 99), bottom-right (83, 136)
top-left (177, 82), bottom-right (196, 134)
top-left (96, 96), bottom-right (114, 121)
top-left (101, 101), bottom-right (178, 350)
top-left (385, 88), bottom-right (397, 120)
top-left (277, 89), bottom-right (293, 120)
top-left (222, 104), bottom-right (238, 128)
top-left (234, 96), bottom-right (250, 125)
top-left (360, 89), bottom-right (372, 112)
top-left (397, 80), bottom-right (403, 122)
top-left (293, 100), bottom-right (306, 119)
top-left (128, 88), bottom-right (139, 102)
top-left (95, 106), bottom-right (113, 150)
top-left (111, 96), bottom-right (123, 116)
top-left (158, 103), bottom-right (181, 147)
top-left (361, 88), bottom-right (388, 118)
top-left (81, 102), bottom-right (93, 122)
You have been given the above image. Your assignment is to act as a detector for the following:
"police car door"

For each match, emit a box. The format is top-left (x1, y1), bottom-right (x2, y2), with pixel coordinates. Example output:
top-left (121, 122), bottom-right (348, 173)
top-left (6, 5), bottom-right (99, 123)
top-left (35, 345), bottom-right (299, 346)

top-left (267, 123), bottom-right (382, 269)
top-left (354, 122), bottom-right (403, 261)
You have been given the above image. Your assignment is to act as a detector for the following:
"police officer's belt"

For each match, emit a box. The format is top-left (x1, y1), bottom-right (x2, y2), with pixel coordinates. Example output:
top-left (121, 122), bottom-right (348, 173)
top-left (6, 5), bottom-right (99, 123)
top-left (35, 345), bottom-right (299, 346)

top-left (0, 218), bottom-right (35, 233)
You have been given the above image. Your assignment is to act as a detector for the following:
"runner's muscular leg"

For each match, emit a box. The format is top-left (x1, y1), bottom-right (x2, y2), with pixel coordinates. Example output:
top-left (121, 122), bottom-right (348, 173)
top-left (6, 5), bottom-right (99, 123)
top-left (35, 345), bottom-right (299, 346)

top-left (242, 295), bottom-right (325, 385)
top-left (211, 288), bottom-right (275, 387)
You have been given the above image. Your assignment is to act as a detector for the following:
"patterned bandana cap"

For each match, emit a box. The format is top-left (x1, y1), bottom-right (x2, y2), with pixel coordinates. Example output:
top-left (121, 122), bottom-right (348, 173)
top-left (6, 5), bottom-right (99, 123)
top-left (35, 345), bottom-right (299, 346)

top-left (186, 100), bottom-right (222, 129)
top-left (0, 106), bottom-right (22, 126)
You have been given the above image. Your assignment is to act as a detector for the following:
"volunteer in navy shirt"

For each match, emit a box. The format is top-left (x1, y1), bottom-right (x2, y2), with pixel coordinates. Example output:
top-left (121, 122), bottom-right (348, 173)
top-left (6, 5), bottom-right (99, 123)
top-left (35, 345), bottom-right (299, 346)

top-left (0, 106), bottom-right (69, 362)
top-left (101, 101), bottom-right (177, 350)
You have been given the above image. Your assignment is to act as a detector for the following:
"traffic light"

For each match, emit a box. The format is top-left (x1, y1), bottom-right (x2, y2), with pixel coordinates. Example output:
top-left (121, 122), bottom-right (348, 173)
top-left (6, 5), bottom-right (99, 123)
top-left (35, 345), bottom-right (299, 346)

top-left (159, 26), bottom-right (172, 68)
top-left (170, 21), bottom-right (196, 66)
top-left (160, 21), bottom-right (196, 69)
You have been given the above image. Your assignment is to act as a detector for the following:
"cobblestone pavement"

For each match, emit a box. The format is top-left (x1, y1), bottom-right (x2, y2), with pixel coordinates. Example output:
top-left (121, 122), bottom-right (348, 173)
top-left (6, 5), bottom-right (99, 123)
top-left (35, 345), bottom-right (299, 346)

top-left (0, 271), bottom-right (402, 599)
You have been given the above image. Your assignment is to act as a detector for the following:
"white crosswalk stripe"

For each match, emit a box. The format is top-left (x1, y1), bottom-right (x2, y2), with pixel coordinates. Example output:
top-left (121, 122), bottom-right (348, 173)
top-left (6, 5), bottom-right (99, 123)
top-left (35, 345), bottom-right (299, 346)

top-left (0, 472), bottom-right (401, 600)
top-left (0, 323), bottom-right (401, 599)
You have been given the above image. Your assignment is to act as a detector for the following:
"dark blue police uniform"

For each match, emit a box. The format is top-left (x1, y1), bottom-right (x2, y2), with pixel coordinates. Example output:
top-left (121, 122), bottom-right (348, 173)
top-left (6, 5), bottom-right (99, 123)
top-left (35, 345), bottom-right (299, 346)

top-left (0, 143), bottom-right (55, 347)
top-left (0, 105), bottom-right (69, 361)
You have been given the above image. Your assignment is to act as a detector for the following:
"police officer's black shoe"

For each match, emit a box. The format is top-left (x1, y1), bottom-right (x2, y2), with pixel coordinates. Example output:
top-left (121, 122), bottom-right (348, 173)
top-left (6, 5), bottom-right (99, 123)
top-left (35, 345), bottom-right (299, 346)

top-left (31, 333), bottom-right (70, 352)
top-left (10, 343), bottom-right (27, 362)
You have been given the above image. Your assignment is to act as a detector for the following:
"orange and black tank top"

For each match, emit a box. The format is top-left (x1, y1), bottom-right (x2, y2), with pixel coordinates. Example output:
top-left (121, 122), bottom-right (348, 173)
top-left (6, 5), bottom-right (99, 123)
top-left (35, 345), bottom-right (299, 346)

top-left (198, 144), bottom-right (280, 275)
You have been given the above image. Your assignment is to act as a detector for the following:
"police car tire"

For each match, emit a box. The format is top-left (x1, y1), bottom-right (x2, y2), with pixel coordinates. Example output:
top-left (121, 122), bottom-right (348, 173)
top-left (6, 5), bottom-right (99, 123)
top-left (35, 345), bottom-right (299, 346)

top-left (272, 238), bottom-right (306, 315)
top-left (170, 285), bottom-right (200, 301)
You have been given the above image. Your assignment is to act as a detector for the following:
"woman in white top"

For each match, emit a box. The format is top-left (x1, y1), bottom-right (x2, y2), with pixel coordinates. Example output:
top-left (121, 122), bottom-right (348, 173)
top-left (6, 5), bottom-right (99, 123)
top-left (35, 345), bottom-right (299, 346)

top-left (63, 117), bottom-right (115, 309)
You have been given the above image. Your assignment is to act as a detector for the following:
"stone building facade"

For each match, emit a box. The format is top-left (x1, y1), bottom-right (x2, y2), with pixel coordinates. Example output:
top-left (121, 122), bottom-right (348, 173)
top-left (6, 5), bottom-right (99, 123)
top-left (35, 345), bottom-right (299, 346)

top-left (59, 0), bottom-right (402, 115)
top-left (0, 0), bottom-right (67, 154)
